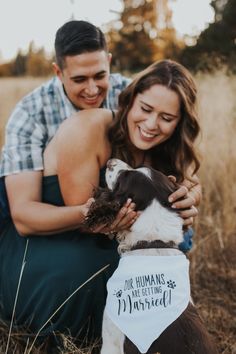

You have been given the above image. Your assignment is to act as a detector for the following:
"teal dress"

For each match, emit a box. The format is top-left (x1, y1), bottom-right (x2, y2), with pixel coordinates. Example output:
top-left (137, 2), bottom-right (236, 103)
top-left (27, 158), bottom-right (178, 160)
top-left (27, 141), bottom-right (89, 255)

top-left (0, 174), bottom-right (119, 343)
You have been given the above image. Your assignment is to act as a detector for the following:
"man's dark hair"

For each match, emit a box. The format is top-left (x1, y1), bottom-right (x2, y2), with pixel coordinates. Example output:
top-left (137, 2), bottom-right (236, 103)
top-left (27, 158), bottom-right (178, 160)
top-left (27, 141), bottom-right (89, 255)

top-left (55, 20), bottom-right (108, 68)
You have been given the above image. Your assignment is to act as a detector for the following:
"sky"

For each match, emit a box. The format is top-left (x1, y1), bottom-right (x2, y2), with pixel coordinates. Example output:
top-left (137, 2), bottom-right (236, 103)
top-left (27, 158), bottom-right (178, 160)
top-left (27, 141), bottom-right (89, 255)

top-left (0, 0), bottom-right (214, 62)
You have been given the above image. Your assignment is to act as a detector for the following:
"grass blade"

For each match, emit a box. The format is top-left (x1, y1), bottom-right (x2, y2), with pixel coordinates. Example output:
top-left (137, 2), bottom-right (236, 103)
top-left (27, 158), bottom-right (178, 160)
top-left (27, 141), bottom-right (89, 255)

top-left (27, 263), bottom-right (110, 354)
top-left (5, 239), bottom-right (29, 354)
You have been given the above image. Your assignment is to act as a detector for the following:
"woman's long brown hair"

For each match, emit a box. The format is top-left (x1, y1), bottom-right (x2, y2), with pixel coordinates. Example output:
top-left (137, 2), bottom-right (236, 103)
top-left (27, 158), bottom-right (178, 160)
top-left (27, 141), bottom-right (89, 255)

top-left (108, 59), bottom-right (200, 182)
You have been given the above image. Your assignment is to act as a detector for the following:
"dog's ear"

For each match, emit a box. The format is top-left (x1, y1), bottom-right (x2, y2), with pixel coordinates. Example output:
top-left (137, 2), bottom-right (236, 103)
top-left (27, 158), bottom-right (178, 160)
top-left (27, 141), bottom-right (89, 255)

top-left (112, 171), bottom-right (157, 211)
top-left (149, 169), bottom-right (188, 212)
top-left (83, 187), bottom-right (122, 230)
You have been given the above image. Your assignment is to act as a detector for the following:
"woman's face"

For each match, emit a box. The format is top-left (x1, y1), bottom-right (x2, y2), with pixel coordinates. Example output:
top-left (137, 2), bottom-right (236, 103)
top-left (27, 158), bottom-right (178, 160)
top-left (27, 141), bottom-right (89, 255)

top-left (127, 84), bottom-right (181, 151)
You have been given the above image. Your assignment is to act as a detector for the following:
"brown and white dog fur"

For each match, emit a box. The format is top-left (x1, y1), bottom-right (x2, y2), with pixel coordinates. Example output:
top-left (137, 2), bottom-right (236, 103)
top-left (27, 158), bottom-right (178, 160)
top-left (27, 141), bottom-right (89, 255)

top-left (85, 159), bottom-right (218, 354)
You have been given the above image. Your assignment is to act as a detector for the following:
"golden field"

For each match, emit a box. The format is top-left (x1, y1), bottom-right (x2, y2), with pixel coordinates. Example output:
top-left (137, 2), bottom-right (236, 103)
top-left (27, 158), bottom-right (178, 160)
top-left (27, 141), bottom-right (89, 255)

top-left (0, 73), bottom-right (235, 353)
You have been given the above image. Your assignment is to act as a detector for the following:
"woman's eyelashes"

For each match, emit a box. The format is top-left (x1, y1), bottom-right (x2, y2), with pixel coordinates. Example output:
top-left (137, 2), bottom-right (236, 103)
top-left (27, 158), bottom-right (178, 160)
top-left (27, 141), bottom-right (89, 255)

top-left (141, 106), bottom-right (152, 113)
top-left (161, 115), bottom-right (173, 122)
top-left (141, 106), bottom-right (174, 123)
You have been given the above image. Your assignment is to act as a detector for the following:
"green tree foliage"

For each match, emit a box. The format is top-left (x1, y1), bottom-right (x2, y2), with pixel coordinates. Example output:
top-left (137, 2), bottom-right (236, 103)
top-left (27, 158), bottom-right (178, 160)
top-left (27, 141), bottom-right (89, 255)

top-left (106, 0), bottom-right (183, 72)
top-left (180, 0), bottom-right (236, 72)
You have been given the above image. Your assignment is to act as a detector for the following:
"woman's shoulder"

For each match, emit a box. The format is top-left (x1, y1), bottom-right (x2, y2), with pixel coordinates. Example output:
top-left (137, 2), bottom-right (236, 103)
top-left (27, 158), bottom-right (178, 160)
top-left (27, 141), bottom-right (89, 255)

top-left (54, 109), bottom-right (112, 155)
top-left (71, 108), bottom-right (112, 129)
top-left (58, 109), bottom-right (112, 139)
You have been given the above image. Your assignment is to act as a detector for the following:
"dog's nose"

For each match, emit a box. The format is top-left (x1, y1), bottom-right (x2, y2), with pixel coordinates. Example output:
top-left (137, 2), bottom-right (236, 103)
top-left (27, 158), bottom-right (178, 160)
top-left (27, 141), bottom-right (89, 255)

top-left (107, 159), bottom-right (117, 171)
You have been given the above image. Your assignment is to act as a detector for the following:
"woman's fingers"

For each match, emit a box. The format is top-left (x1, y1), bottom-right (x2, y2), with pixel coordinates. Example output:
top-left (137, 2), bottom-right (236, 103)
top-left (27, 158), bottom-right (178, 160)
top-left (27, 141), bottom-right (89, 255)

top-left (168, 185), bottom-right (188, 203)
top-left (169, 184), bottom-right (198, 225)
top-left (179, 205), bottom-right (198, 219)
top-left (112, 211), bottom-right (140, 230)
top-left (91, 223), bottom-right (108, 234)
top-left (110, 201), bottom-right (137, 229)
top-left (172, 195), bottom-right (196, 210)
top-left (168, 175), bottom-right (177, 183)
top-left (91, 199), bottom-right (140, 235)
top-left (183, 216), bottom-right (194, 227)
top-left (169, 184), bottom-right (197, 210)
top-left (179, 205), bottom-right (198, 227)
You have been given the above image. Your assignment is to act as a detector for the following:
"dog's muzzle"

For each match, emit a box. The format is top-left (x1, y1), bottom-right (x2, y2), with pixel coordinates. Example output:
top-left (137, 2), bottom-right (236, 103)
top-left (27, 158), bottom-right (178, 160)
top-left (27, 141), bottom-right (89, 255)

top-left (106, 159), bottom-right (132, 189)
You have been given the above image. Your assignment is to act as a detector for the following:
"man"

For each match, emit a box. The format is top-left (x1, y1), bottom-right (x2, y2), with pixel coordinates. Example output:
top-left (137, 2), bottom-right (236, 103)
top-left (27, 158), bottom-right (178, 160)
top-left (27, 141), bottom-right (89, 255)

top-left (0, 20), bottom-right (131, 234)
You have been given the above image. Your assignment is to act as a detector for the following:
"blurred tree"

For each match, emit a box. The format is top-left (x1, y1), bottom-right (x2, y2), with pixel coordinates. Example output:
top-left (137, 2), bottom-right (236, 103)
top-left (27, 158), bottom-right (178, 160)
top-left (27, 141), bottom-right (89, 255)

top-left (180, 0), bottom-right (236, 72)
top-left (106, 0), bottom-right (183, 72)
top-left (211, 0), bottom-right (228, 21)
top-left (26, 41), bottom-right (53, 76)
top-left (0, 42), bottom-right (53, 77)
top-left (12, 50), bottom-right (27, 76)
top-left (0, 62), bottom-right (13, 77)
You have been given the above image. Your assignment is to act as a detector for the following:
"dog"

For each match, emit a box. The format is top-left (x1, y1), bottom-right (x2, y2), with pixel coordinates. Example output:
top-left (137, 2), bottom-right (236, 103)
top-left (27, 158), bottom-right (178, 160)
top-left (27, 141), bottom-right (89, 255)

top-left (85, 158), bottom-right (218, 354)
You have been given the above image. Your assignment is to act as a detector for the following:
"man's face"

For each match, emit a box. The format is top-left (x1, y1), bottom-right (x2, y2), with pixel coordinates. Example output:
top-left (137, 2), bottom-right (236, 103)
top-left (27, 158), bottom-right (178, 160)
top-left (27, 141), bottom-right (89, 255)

top-left (53, 50), bottom-right (111, 109)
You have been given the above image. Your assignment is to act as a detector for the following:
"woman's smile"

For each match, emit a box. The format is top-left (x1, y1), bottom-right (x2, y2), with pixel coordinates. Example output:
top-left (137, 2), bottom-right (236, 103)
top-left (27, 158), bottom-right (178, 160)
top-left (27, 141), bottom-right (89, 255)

top-left (138, 126), bottom-right (158, 141)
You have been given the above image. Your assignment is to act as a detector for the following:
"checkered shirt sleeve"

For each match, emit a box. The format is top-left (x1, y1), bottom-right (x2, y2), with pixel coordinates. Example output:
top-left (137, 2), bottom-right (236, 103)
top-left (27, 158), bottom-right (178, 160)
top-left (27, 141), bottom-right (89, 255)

top-left (106, 73), bottom-right (131, 110)
top-left (0, 102), bottom-right (46, 175)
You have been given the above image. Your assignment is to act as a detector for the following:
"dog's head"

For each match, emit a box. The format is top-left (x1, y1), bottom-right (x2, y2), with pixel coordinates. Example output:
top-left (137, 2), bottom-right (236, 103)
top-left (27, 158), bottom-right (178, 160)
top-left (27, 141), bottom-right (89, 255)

top-left (85, 159), bottom-right (184, 251)
top-left (105, 159), bottom-right (178, 211)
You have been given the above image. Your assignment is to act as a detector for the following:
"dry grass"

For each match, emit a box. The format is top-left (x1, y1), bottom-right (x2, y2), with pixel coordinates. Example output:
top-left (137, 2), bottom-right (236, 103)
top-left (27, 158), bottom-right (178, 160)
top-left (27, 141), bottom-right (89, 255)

top-left (189, 71), bottom-right (236, 354)
top-left (0, 72), bottom-right (236, 353)
top-left (0, 77), bottom-right (47, 147)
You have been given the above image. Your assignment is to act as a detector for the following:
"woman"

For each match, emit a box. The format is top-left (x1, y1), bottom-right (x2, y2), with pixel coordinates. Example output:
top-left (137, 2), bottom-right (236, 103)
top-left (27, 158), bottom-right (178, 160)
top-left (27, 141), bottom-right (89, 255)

top-left (0, 60), bottom-right (201, 346)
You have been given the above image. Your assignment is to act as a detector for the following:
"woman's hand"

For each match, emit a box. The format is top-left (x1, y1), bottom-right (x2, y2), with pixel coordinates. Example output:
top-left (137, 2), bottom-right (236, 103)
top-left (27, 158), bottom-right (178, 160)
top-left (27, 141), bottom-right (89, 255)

top-left (168, 178), bottom-right (198, 227)
top-left (85, 198), bottom-right (138, 236)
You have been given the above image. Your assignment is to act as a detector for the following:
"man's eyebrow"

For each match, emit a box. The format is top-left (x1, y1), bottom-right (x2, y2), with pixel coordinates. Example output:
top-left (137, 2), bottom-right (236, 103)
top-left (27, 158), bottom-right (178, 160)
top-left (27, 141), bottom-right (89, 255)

top-left (70, 70), bottom-right (107, 80)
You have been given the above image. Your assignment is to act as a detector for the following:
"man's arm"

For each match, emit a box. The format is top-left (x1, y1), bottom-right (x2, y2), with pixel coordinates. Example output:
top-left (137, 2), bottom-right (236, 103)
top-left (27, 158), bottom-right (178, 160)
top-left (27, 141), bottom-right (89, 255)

top-left (0, 102), bottom-right (47, 177)
top-left (3, 103), bottom-right (85, 235)
top-left (5, 171), bottom-right (88, 236)
top-left (2, 85), bottom-right (84, 235)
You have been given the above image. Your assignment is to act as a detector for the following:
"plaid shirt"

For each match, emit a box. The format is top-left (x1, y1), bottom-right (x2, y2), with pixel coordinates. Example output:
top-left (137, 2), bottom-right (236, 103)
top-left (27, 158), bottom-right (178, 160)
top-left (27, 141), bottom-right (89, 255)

top-left (0, 74), bottom-right (130, 176)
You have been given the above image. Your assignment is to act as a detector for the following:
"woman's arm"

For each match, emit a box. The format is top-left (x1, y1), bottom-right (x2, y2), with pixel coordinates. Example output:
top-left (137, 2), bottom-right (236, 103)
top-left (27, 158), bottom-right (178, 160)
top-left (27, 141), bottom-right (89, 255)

top-left (56, 110), bottom-right (112, 205)
top-left (56, 110), bottom-right (138, 232)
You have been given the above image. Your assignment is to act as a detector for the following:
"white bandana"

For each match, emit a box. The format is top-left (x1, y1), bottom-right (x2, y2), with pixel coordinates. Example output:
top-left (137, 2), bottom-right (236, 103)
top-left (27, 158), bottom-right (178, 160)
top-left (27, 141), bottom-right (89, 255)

top-left (105, 254), bottom-right (190, 353)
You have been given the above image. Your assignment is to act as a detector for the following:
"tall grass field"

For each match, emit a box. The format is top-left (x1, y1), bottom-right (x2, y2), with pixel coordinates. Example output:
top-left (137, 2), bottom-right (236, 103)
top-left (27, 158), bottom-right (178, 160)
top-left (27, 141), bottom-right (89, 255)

top-left (0, 73), bottom-right (235, 353)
